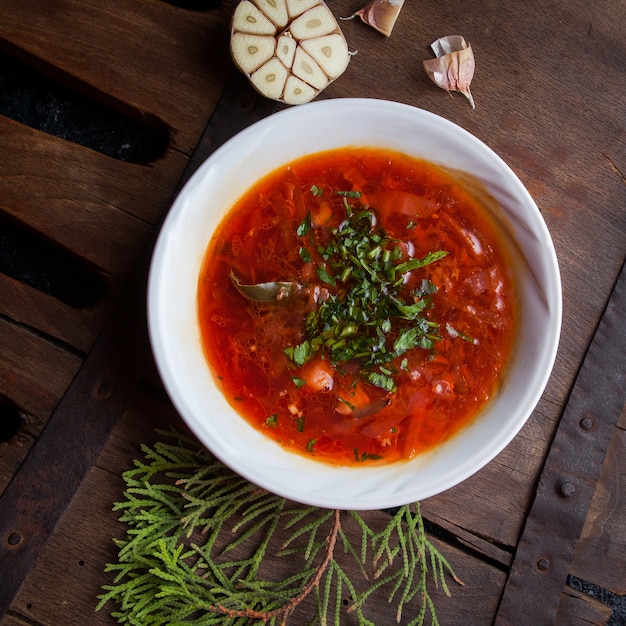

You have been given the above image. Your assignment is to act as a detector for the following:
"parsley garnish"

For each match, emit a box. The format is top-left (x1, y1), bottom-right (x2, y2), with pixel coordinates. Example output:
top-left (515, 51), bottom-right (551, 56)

top-left (286, 188), bottom-right (446, 392)
top-left (353, 448), bottom-right (384, 462)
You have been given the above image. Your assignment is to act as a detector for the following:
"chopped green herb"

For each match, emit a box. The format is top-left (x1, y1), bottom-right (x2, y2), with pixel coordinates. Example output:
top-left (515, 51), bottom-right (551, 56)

top-left (335, 190), bottom-right (362, 198)
top-left (337, 397), bottom-right (356, 411)
top-left (265, 414), bottom-right (278, 428)
top-left (296, 416), bottom-right (305, 432)
top-left (366, 371), bottom-right (396, 392)
top-left (292, 377), bottom-right (306, 388)
top-left (306, 439), bottom-right (316, 453)
top-left (299, 247), bottom-right (312, 263)
top-left (395, 251), bottom-right (448, 275)
top-left (316, 266), bottom-right (337, 287)
top-left (362, 452), bottom-right (383, 461)
top-left (353, 447), bottom-right (384, 462)
top-left (297, 212), bottom-right (312, 236)
top-left (285, 189), bottom-right (447, 392)
top-left (285, 341), bottom-right (312, 367)
top-left (445, 323), bottom-right (475, 343)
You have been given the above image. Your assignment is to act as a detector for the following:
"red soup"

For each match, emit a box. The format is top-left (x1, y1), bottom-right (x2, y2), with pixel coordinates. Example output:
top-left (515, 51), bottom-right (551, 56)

top-left (198, 148), bottom-right (517, 466)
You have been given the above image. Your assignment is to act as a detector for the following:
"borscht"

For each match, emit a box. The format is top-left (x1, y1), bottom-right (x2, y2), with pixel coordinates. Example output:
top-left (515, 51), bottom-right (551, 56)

top-left (198, 147), bottom-right (517, 466)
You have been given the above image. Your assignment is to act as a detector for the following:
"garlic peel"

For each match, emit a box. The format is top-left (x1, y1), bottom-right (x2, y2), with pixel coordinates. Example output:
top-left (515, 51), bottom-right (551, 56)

top-left (230, 0), bottom-right (350, 104)
top-left (344, 0), bottom-right (405, 38)
top-left (423, 35), bottom-right (475, 109)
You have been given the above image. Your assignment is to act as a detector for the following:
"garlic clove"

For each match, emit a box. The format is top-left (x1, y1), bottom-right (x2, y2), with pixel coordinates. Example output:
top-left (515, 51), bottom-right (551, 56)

top-left (347, 0), bottom-right (405, 37)
top-left (289, 4), bottom-right (338, 40)
top-left (423, 35), bottom-right (475, 108)
top-left (230, 33), bottom-right (276, 73)
top-left (286, 0), bottom-right (320, 19)
top-left (251, 0), bottom-right (289, 28)
top-left (283, 75), bottom-right (317, 105)
top-left (300, 33), bottom-right (350, 78)
top-left (251, 58), bottom-right (289, 99)
top-left (292, 46), bottom-right (328, 90)
top-left (232, 0), bottom-right (277, 35)
top-left (276, 33), bottom-right (297, 68)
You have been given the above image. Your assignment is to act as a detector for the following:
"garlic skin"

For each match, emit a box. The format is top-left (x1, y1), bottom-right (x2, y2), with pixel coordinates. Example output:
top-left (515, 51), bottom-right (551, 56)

top-left (344, 0), bottom-right (405, 37)
top-left (423, 35), bottom-right (475, 108)
top-left (230, 0), bottom-right (350, 105)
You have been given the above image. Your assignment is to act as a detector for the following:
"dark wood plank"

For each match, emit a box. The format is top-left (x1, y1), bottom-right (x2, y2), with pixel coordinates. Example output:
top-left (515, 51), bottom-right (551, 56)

top-left (6, 467), bottom-right (122, 626)
top-left (0, 260), bottom-right (150, 615)
top-left (1, 118), bottom-right (163, 278)
top-left (496, 262), bottom-right (626, 623)
top-left (0, 116), bottom-right (187, 227)
top-left (0, 273), bottom-right (109, 353)
top-left (0, 615), bottom-right (35, 626)
top-left (0, 431), bottom-right (36, 497)
top-left (0, 317), bottom-right (82, 420)
top-left (556, 587), bottom-right (612, 626)
top-left (0, 0), bottom-right (232, 153)
top-left (570, 409), bottom-right (626, 595)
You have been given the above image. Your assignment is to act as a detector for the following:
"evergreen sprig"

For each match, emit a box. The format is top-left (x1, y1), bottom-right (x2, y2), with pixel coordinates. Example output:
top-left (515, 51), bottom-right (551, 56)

top-left (97, 429), bottom-right (461, 625)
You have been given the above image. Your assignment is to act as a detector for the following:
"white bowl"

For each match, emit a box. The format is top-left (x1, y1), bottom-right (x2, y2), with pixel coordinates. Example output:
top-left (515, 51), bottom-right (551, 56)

top-left (148, 98), bottom-right (561, 510)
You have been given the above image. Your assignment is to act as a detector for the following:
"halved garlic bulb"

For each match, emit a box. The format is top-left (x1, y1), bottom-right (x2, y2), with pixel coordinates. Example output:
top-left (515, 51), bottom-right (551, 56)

top-left (423, 35), bottom-right (476, 108)
top-left (230, 0), bottom-right (350, 104)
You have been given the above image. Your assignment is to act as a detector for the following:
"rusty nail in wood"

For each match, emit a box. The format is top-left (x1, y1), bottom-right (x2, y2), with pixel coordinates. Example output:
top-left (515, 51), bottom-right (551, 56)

top-left (579, 416), bottom-right (593, 430)
top-left (95, 381), bottom-right (112, 399)
top-left (6, 531), bottom-right (23, 547)
top-left (560, 481), bottom-right (576, 497)
top-left (537, 558), bottom-right (551, 571)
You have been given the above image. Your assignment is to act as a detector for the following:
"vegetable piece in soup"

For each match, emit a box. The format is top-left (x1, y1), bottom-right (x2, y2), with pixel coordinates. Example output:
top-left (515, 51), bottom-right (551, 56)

top-left (198, 148), bottom-right (517, 466)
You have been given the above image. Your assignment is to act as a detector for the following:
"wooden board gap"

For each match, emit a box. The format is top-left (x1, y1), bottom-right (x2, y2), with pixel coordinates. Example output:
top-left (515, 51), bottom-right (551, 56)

top-left (0, 214), bottom-right (109, 309)
top-left (0, 50), bottom-right (169, 164)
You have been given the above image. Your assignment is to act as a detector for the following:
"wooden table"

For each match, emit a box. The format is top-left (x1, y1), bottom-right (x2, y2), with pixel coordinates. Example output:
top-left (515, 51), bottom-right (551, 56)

top-left (0, 0), bottom-right (624, 623)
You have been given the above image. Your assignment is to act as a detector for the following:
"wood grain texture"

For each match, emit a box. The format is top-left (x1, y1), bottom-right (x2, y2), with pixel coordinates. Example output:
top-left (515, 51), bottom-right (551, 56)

top-left (496, 262), bottom-right (626, 623)
top-left (0, 0), bottom-right (624, 622)
top-left (570, 414), bottom-right (626, 595)
top-left (0, 317), bottom-right (82, 419)
top-left (0, 273), bottom-right (111, 353)
top-left (0, 430), bottom-right (35, 497)
top-left (0, 0), bottom-right (232, 153)
top-left (1, 118), bottom-right (162, 277)
top-left (0, 0), bottom-right (231, 539)
top-left (556, 586), bottom-right (612, 626)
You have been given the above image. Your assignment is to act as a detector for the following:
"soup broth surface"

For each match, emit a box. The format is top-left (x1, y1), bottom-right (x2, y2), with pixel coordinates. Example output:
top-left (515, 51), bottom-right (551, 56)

top-left (198, 148), bottom-right (517, 466)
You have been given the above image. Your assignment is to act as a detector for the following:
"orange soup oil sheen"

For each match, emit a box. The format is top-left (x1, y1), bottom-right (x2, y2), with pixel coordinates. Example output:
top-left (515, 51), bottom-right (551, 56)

top-left (198, 148), bottom-right (518, 467)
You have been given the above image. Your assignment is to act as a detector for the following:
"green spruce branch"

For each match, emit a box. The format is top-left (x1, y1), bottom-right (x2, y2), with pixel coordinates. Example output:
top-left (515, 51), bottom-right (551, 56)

top-left (97, 429), bottom-right (462, 625)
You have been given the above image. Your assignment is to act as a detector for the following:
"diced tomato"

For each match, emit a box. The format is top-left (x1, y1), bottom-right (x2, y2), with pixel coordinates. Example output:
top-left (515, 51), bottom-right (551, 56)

top-left (302, 358), bottom-right (334, 392)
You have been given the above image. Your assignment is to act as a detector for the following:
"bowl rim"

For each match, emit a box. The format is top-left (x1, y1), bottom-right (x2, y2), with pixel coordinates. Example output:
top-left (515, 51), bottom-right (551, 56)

top-left (148, 98), bottom-right (562, 510)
